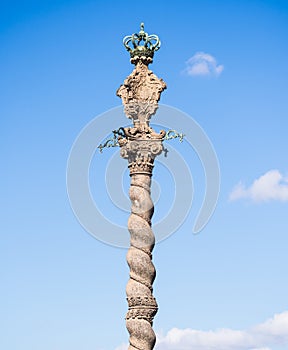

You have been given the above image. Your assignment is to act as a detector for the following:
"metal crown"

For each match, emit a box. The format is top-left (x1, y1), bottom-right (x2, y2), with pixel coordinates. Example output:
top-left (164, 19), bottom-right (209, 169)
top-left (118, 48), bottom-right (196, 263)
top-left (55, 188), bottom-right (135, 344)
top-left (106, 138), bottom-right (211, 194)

top-left (123, 23), bottom-right (161, 64)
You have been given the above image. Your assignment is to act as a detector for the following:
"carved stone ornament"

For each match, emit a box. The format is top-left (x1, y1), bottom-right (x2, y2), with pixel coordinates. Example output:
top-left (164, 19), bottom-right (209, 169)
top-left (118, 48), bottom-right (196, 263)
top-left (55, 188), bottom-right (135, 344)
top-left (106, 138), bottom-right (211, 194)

top-left (117, 62), bottom-right (166, 114)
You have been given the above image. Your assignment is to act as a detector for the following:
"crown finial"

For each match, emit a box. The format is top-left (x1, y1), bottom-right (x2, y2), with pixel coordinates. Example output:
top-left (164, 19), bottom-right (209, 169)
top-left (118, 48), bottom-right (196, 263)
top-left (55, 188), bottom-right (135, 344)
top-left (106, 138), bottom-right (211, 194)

top-left (123, 23), bottom-right (161, 65)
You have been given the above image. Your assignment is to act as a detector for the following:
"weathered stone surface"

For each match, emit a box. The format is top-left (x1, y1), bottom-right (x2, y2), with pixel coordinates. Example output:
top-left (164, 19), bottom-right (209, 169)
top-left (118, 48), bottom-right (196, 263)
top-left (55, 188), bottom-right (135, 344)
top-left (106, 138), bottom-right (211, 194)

top-left (117, 61), bottom-right (166, 110)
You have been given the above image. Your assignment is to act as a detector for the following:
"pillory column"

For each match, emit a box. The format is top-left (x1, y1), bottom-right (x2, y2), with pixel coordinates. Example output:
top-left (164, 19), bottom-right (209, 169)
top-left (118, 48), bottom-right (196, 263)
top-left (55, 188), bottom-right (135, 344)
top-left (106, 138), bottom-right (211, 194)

top-left (117, 23), bottom-right (166, 350)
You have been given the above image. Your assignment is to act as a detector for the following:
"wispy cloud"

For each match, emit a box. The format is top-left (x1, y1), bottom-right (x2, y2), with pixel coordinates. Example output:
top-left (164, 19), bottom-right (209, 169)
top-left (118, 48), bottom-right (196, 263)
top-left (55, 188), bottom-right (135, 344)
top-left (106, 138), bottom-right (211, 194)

top-left (155, 311), bottom-right (288, 350)
top-left (229, 169), bottom-right (288, 202)
top-left (115, 311), bottom-right (288, 350)
top-left (184, 52), bottom-right (224, 77)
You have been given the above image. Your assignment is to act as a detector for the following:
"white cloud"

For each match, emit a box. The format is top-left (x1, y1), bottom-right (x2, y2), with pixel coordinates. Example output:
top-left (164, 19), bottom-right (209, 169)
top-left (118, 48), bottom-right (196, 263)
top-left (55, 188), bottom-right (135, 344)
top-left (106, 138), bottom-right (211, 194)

top-left (229, 169), bottom-right (288, 202)
top-left (184, 52), bottom-right (224, 77)
top-left (154, 311), bottom-right (288, 350)
top-left (255, 311), bottom-right (288, 341)
top-left (115, 311), bottom-right (288, 350)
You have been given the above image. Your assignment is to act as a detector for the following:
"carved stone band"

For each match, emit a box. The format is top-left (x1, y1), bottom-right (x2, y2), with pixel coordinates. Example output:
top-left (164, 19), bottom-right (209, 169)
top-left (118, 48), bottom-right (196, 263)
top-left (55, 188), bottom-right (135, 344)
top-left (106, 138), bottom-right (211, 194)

top-left (127, 296), bottom-right (158, 308)
top-left (126, 308), bottom-right (158, 324)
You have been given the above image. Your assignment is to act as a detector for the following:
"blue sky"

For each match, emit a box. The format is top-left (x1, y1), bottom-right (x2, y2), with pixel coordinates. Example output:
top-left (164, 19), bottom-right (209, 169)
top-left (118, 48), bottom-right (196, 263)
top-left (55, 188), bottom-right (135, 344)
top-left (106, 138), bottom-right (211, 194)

top-left (1, 1), bottom-right (288, 349)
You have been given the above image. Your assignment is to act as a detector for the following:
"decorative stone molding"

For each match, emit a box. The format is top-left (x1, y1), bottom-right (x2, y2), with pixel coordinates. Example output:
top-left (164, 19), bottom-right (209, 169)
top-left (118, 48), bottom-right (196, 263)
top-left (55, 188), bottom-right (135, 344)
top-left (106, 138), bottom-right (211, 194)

top-left (119, 138), bottom-right (163, 176)
top-left (126, 308), bottom-right (158, 324)
top-left (127, 296), bottom-right (158, 308)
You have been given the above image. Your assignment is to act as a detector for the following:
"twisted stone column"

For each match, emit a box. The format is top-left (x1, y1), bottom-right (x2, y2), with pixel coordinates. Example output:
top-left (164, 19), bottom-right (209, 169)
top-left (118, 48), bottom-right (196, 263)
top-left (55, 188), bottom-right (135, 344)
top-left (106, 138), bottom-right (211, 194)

top-left (118, 134), bottom-right (164, 350)
top-left (126, 173), bottom-right (157, 350)
top-left (117, 23), bottom-right (167, 350)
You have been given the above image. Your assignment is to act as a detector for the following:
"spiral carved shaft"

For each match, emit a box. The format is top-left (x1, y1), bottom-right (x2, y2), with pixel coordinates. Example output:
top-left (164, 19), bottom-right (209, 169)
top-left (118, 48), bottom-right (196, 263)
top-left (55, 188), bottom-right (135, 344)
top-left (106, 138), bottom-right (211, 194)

top-left (126, 174), bottom-right (158, 350)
